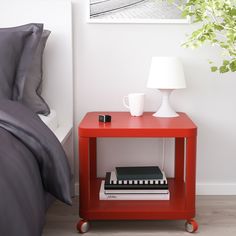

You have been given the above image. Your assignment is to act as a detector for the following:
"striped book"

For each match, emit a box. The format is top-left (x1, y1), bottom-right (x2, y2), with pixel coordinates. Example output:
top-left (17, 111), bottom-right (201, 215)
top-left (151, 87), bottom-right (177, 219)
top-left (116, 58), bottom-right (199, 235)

top-left (104, 171), bottom-right (168, 190)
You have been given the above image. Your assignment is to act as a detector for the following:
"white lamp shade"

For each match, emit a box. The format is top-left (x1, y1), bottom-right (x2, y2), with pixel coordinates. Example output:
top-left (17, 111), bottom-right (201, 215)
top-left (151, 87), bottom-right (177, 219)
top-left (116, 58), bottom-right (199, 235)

top-left (147, 57), bottom-right (186, 89)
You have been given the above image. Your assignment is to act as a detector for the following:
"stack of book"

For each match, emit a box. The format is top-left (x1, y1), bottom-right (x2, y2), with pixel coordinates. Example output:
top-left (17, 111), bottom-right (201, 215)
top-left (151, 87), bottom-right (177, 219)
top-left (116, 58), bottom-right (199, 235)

top-left (99, 166), bottom-right (170, 200)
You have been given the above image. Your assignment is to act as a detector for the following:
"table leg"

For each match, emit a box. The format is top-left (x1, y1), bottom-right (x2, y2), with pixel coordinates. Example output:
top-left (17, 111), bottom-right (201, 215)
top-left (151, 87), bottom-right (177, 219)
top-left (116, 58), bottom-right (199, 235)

top-left (79, 137), bottom-right (90, 213)
top-left (89, 138), bottom-right (97, 180)
top-left (175, 137), bottom-right (185, 181)
top-left (185, 136), bottom-right (197, 213)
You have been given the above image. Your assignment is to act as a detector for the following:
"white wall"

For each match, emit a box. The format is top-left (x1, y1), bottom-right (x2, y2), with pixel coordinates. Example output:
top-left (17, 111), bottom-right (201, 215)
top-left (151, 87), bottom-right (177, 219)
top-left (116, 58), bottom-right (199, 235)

top-left (72, 0), bottom-right (236, 195)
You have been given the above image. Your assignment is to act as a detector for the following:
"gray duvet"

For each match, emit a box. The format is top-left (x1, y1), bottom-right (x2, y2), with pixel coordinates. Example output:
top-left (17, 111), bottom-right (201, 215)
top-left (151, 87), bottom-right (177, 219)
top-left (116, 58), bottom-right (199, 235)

top-left (0, 100), bottom-right (72, 236)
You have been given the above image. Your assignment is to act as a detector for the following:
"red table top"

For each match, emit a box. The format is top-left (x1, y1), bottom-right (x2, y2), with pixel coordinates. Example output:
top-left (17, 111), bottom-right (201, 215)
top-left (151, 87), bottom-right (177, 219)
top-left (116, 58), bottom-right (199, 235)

top-left (79, 112), bottom-right (197, 138)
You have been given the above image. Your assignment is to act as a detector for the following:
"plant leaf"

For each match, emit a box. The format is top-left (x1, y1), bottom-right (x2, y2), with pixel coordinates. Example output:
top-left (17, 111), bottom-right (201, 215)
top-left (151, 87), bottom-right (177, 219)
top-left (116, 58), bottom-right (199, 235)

top-left (211, 66), bottom-right (218, 72)
top-left (219, 65), bottom-right (230, 73)
top-left (229, 60), bottom-right (236, 72)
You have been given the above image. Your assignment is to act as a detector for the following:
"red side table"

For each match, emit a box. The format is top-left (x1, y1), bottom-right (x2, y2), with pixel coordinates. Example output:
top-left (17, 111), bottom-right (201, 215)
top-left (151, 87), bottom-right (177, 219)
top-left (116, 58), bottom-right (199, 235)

top-left (77, 112), bottom-right (198, 233)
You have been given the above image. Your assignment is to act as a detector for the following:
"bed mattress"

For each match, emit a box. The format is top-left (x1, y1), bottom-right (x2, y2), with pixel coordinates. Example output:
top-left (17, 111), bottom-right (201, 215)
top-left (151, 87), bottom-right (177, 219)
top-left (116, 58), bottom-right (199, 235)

top-left (38, 110), bottom-right (58, 132)
top-left (38, 110), bottom-right (72, 144)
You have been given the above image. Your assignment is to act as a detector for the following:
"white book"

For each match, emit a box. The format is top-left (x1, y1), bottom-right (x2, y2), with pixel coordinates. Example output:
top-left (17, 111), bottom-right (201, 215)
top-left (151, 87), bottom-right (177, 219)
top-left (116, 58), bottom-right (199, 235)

top-left (100, 181), bottom-right (170, 201)
top-left (104, 188), bottom-right (169, 194)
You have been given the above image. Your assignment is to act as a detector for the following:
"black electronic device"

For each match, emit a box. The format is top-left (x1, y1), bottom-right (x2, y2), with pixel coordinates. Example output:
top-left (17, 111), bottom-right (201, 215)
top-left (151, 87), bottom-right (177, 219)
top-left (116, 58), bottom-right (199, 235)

top-left (99, 114), bottom-right (111, 123)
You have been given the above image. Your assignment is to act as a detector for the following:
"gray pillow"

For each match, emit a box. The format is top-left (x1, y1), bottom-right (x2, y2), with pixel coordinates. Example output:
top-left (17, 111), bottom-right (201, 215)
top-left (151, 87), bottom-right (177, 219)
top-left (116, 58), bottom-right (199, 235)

top-left (0, 23), bottom-right (43, 100)
top-left (22, 30), bottom-right (51, 115)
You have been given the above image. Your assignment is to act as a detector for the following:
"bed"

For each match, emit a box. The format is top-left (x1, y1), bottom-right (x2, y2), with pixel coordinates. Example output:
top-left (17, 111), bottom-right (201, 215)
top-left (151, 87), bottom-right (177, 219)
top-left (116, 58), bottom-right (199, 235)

top-left (0, 0), bottom-right (73, 235)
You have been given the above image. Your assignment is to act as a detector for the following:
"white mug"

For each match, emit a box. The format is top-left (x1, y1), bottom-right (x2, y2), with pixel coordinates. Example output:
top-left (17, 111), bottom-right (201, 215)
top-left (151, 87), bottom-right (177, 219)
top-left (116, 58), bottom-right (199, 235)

top-left (123, 93), bottom-right (145, 116)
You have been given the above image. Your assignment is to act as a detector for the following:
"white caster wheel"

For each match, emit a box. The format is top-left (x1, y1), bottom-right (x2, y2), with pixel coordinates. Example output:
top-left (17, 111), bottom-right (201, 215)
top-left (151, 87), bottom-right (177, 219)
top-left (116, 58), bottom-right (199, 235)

top-left (76, 219), bottom-right (90, 234)
top-left (185, 219), bottom-right (198, 233)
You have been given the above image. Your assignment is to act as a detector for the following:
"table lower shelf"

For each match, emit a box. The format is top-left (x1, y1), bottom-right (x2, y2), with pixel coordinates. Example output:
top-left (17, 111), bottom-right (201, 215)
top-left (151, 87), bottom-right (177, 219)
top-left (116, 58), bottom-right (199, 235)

top-left (79, 178), bottom-right (195, 220)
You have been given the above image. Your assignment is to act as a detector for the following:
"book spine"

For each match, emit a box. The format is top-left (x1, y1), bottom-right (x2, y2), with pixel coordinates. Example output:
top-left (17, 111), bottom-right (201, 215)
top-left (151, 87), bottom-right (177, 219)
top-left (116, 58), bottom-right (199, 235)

top-left (109, 172), bottom-right (168, 185)
top-left (100, 192), bottom-right (170, 200)
top-left (100, 181), bottom-right (170, 200)
top-left (110, 179), bottom-right (168, 185)
top-left (115, 166), bottom-right (163, 180)
top-left (116, 173), bottom-right (163, 180)
top-left (105, 172), bottom-right (168, 190)
top-left (104, 184), bottom-right (168, 190)
top-left (104, 189), bottom-right (169, 194)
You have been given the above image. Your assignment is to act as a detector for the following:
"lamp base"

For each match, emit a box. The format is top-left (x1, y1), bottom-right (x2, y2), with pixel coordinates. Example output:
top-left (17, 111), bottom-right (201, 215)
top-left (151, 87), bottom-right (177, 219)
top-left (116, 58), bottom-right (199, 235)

top-left (153, 89), bottom-right (179, 118)
top-left (152, 110), bottom-right (179, 118)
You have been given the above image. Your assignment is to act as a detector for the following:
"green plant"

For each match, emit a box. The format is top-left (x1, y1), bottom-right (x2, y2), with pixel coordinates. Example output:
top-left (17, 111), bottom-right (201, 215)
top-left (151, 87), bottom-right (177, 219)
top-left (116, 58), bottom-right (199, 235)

top-left (167, 0), bottom-right (236, 73)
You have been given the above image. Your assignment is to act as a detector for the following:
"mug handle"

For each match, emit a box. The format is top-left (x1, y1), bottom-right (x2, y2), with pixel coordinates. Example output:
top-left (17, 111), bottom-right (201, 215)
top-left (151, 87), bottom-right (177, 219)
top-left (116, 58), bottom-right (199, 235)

top-left (123, 96), bottom-right (129, 109)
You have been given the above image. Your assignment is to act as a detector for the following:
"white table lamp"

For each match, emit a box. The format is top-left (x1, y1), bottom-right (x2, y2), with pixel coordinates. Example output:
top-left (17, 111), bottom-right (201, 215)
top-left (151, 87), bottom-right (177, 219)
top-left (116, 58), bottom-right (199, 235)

top-left (147, 57), bottom-right (186, 117)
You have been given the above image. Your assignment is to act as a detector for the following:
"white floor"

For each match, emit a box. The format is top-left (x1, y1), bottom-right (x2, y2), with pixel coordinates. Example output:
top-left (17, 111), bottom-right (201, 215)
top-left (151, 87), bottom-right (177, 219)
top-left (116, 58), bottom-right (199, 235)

top-left (43, 196), bottom-right (236, 236)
